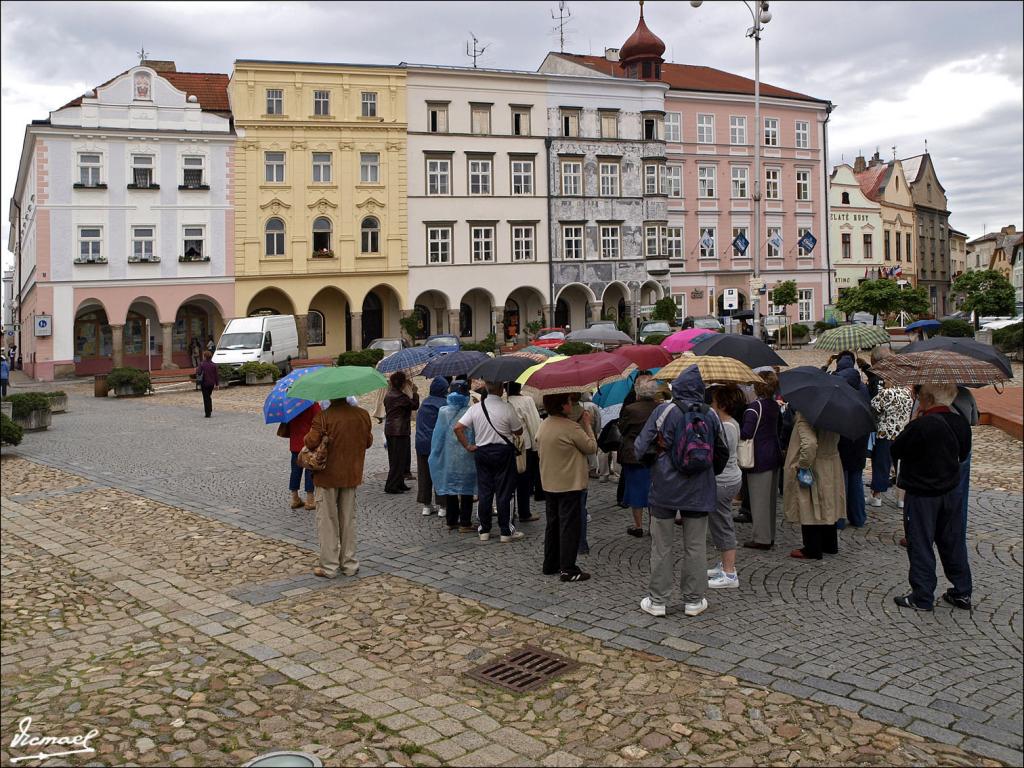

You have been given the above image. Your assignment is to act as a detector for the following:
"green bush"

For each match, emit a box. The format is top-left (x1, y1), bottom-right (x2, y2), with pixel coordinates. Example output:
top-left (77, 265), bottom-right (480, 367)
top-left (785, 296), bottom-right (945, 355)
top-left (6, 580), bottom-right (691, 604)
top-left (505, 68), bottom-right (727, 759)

top-left (215, 364), bottom-right (242, 383)
top-left (4, 392), bottom-right (52, 418)
top-left (814, 320), bottom-right (837, 334)
top-left (938, 319), bottom-right (975, 338)
top-left (42, 390), bottom-right (67, 398)
top-left (337, 349), bottom-right (385, 367)
top-left (992, 322), bottom-right (1023, 354)
top-left (461, 332), bottom-right (497, 354)
top-left (1, 412), bottom-right (23, 446)
top-left (780, 323), bottom-right (810, 340)
top-left (642, 333), bottom-right (668, 346)
top-left (555, 341), bottom-right (598, 356)
top-left (237, 361), bottom-right (280, 380)
top-left (106, 367), bottom-right (151, 392)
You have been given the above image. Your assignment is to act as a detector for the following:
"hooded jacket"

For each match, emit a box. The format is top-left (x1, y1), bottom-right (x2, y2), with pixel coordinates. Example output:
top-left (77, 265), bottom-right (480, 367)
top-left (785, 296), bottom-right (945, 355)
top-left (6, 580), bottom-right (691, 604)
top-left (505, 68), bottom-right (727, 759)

top-left (415, 377), bottom-right (449, 455)
top-left (428, 391), bottom-right (478, 496)
top-left (833, 356), bottom-right (870, 471)
top-left (633, 365), bottom-right (720, 518)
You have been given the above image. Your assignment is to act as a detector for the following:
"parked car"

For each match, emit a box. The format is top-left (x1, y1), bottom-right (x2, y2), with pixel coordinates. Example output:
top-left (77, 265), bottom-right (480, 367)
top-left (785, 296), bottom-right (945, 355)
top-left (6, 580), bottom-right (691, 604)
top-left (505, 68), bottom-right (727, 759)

top-left (690, 316), bottom-right (724, 332)
top-left (533, 327), bottom-right (568, 349)
top-left (638, 321), bottom-right (672, 343)
top-left (366, 337), bottom-right (409, 358)
top-left (424, 334), bottom-right (461, 355)
top-left (586, 320), bottom-right (617, 330)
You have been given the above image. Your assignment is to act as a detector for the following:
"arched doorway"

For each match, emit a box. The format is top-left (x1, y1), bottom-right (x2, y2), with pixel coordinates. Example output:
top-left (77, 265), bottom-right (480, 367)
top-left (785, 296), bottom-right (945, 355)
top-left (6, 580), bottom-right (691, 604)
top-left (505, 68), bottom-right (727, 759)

top-left (74, 304), bottom-right (113, 375)
top-left (459, 288), bottom-right (494, 341)
top-left (602, 282), bottom-right (629, 325)
top-left (362, 292), bottom-right (383, 347)
top-left (554, 284), bottom-right (593, 331)
top-left (361, 285), bottom-right (402, 348)
top-left (174, 303), bottom-right (211, 367)
top-left (413, 305), bottom-right (431, 339)
top-left (247, 287), bottom-right (295, 317)
top-left (412, 290), bottom-right (449, 339)
top-left (504, 286), bottom-right (546, 342)
top-left (124, 300), bottom-right (160, 370)
top-left (503, 299), bottom-right (520, 342)
top-left (309, 286), bottom-right (351, 357)
top-left (459, 303), bottom-right (473, 338)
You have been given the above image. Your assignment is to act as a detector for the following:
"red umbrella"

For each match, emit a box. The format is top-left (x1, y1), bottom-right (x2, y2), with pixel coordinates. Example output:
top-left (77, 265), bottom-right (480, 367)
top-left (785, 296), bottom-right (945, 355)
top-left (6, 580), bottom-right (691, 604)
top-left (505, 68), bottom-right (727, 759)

top-left (523, 352), bottom-right (636, 395)
top-left (611, 344), bottom-right (672, 370)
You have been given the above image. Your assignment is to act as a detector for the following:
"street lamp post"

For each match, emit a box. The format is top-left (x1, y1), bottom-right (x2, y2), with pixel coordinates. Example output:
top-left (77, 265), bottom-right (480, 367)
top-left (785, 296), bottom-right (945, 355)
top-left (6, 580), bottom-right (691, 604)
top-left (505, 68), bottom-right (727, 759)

top-left (690, 0), bottom-right (771, 339)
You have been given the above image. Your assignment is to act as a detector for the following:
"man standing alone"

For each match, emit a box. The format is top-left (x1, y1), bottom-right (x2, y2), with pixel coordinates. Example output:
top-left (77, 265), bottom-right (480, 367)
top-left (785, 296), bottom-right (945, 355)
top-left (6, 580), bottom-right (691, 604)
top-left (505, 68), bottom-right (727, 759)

top-left (196, 350), bottom-right (219, 418)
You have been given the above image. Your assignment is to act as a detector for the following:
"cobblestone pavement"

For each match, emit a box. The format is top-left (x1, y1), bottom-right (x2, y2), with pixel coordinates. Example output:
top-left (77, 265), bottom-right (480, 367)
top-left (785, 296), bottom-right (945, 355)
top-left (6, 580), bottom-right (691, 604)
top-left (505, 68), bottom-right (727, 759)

top-left (2, 362), bottom-right (1022, 765)
top-left (0, 464), bottom-right (1003, 767)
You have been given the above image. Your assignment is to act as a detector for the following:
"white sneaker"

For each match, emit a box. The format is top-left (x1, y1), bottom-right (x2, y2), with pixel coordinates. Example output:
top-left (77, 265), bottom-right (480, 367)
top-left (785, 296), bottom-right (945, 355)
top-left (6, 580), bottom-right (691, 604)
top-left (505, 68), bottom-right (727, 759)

top-left (898, 500), bottom-right (904, 509)
top-left (436, 506), bottom-right (444, 517)
top-left (421, 506), bottom-right (433, 516)
top-left (707, 561), bottom-right (724, 578)
top-left (868, 496), bottom-right (882, 508)
top-left (640, 597), bottom-right (666, 617)
top-left (684, 598), bottom-right (709, 616)
top-left (708, 572), bottom-right (739, 590)
top-left (478, 532), bottom-right (490, 541)
top-left (500, 531), bottom-right (525, 543)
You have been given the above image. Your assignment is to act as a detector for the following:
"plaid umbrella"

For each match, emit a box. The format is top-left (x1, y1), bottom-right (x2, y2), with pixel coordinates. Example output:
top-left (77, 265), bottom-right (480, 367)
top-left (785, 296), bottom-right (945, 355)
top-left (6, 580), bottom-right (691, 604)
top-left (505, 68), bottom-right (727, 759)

top-left (375, 346), bottom-right (436, 376)
top-left (612, 344), bottom-right (672, 369)
top-left (871, 350), bottom-right (1010, 386)
top-left (814, 324), bottom-right (890, 352)
top-left (899, 336), bottom-right (1013, 378)
top-left (654, 354), bottom-right (761, 385)
top-left (523, 352), bottom-right (636, 395)
top-left (661, 329), bottom-right (716, 353)
top-left (420, 350), bottom-right (489, 378)
top-left (263, 365), bottom-right (325, 424)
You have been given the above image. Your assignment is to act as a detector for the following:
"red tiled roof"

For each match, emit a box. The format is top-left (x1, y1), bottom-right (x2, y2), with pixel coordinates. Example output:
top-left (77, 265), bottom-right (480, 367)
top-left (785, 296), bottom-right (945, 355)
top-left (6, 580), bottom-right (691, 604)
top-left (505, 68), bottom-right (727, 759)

top-left (555, 53), bottom-right (825, 103)
top-left (59, 70), bottom-right (230, 113)
top-left (854, 163), bottom-right (890, 202)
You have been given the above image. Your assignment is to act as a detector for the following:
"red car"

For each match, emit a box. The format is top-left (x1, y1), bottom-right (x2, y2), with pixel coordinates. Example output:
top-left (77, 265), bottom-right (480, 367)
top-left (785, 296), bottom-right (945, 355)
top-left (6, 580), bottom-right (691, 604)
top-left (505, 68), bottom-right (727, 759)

top-left (532, 327), bottom-right (568, 350)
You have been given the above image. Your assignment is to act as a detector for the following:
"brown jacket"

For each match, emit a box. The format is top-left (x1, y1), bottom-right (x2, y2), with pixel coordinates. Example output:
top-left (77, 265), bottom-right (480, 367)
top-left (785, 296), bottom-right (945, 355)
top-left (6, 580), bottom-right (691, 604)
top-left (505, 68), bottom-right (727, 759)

top-left (782, 413), bottom-right (845, 525)
top-left (536, 415), bottom-right (597, 493)
top-left (383, 385), bottom-right (419, 437)
top-left (305, 402), bottom-right (373, 489)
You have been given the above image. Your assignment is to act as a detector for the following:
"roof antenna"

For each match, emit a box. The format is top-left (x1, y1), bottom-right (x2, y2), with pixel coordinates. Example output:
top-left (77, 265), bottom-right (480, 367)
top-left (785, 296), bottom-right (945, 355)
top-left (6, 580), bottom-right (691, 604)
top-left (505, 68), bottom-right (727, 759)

top-left (466, 32), bottom-right (489, 68)
top-left (137, 45), bottom-right (149, 64)
top-left (551, 1), bottom-right (572, 53)
top-left (924, 138), bottom-right (928, 154)
top-left (892, 145), bottom-right (897, 160)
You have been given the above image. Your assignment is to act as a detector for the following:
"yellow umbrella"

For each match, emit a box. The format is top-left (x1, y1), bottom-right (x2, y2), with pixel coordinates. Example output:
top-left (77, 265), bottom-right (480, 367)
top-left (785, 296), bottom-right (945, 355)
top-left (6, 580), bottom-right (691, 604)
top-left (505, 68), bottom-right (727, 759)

top-left (654, 353), bottom-right (761, 385)
top-left (515, 354), bottom-right (568, 385)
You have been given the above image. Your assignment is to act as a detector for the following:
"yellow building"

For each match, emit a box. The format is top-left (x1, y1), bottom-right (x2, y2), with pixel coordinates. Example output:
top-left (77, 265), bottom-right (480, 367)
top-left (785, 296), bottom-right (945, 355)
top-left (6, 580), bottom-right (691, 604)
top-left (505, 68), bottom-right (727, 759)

top-left (229, 60), bottom-right (408, 355)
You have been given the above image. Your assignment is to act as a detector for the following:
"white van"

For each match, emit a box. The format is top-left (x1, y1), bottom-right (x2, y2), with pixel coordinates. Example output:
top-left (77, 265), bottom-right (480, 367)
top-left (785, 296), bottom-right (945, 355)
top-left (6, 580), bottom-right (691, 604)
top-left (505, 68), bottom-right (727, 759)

top-left (213, 315), bottom-right (299, 371)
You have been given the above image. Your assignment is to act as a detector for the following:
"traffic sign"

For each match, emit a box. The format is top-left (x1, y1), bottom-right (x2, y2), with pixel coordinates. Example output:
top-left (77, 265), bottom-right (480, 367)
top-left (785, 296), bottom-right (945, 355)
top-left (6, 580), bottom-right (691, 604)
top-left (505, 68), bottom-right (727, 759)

top-left (34, 315), bottom-right (52, 337)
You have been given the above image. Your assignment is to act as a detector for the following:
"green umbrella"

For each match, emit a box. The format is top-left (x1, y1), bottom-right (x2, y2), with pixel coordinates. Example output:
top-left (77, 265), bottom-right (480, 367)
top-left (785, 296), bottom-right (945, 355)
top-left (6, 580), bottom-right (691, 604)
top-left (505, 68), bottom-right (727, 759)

top-left (814, 324), bottom-right (890, 352)
top-left (286, 366), bottom-right (387, 401)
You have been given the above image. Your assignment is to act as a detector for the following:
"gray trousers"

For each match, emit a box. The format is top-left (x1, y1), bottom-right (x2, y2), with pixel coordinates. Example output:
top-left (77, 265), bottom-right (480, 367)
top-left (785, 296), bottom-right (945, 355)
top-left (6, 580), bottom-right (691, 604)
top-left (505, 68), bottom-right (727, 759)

top-left (747, 469), bottom-right (778, 545)
top-left (710, 479), bottom-right (742, 552)
top-left (649, 514), bottom-right (708, 606)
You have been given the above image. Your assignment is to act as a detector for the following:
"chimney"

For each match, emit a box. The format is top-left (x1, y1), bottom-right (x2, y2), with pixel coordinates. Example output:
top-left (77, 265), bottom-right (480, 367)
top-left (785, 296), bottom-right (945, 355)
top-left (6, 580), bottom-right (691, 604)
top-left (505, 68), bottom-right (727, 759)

top-left (605, 48), bottom-right (620, 62)
top-left (853, 155), bottom-right (867, 173)
top-left (868, 150), bottom-right (882, 167)
top-left (141, 60), bottom-right (176, 72)
top-left (1000, 225), bottom-right (1017, 235)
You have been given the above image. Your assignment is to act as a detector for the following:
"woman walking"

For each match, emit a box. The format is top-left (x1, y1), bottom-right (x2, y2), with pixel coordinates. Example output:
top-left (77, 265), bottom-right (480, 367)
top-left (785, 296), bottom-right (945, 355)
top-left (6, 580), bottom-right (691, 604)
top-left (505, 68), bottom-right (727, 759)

top-left (707, 384), bottom-right (745, 589)
top-left (286, 402), bottom-right (321, 510)
top-left (383, 371), bottom-right (419, 494)
top-left (537, 393), bottom-right (597, 582)
top-left (617, 380), bottom-right (660, 537)
top-left (783, 411), bottom-right (845, 560)
top-left (741, 370), bottom-right (783, 550)
top-left (429, 381), bottom-right (478, 532)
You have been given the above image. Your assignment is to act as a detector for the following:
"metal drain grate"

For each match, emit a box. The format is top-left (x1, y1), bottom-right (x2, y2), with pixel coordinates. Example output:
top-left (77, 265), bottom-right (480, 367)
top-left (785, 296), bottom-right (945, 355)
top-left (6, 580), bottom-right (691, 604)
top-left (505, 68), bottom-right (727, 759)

top-left (466, 645), bottom-right (579, 693)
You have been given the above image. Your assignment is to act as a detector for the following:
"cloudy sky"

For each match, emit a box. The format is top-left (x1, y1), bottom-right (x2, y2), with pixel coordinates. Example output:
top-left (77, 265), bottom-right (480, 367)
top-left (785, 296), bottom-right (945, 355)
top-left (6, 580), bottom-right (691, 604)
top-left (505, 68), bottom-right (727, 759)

top-left (2, 0), bottom-right (1022, 273)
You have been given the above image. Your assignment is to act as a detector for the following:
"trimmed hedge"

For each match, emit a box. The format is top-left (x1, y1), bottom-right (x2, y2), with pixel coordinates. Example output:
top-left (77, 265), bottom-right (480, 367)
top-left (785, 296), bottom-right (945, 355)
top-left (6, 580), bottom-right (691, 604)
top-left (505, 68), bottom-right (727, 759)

top-left (4, 392), bottom-right (52, 418)
top-left (993, 322), bottom-right (1023, 354)
top-left (461, 333), bottom-right (497, 353)
top-left (237, 361), bottom-right (280, 380)
top-left (938, 319), bottom-right (975, 338)
top-left (107, 366), bottom-right (151, 392)
top-left (814, 320), bottom-right (838, 334)
top-left (337, 349), bottom-right (385, 367)
top-left (1, 412), bottom-right (22, 446)
top-left (216, 364), bottom-right (242, 383)
top-left (555, 341), bottom-right (598, 356)
top-left (779, 323), bottom-right (810, 340)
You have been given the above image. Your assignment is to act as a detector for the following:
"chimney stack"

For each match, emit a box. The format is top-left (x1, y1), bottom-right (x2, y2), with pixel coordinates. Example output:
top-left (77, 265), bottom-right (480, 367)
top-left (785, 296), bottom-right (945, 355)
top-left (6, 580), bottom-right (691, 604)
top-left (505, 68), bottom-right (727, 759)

top-left (605, 48), bottom-right (620, 62)
top-left (868, 150), bottom-right (882, 168)
top-left (853, 155), bottom-right (867, 173)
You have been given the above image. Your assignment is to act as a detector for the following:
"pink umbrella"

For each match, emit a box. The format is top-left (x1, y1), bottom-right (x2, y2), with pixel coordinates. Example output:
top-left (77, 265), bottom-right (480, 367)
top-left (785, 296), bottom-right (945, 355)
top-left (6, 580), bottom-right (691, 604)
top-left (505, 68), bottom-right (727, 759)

top-left (661, 329), bottom-right (716, 354)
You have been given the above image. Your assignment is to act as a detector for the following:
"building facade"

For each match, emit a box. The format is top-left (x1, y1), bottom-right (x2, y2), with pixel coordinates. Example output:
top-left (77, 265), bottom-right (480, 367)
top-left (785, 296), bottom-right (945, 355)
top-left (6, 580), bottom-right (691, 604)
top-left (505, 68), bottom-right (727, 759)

top-left (901, 153), bottom-right (951, 315)
top-left (405, 65), bottom-right (550, 343)
top-left (854, 153), bottom-right (917, 286)
top-left (1012, 237), bottom-right (1023, 308)
top-left (828, 163), bottom-right (883, 294)
top-left (6, 61), bottom-right (235, 381)
top-left (949, 227), bottom-right (967, 281)
top-left (229, 60), bottom-right (407, 355)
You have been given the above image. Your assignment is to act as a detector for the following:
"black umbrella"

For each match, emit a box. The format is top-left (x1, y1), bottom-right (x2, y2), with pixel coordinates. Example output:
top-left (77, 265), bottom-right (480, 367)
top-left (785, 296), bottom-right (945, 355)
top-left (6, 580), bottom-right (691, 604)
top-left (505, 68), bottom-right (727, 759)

top-left (731, 310), bottom-right (755, 320)
top-left (689, 333), bottom-right (787, 367)
top-left (467, 355), bottom-right (536, 382)
top-left (898, 336), bottom-right (1013, 378)
top-left (779, 366), bottom-right (875, 440)
top-left (421, 350), bottom-right (490, 379)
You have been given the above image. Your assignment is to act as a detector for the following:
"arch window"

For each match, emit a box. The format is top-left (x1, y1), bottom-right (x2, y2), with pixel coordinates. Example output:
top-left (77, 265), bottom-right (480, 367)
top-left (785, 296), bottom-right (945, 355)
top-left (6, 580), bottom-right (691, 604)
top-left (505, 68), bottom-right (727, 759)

top-left (74, 310), bottom-right (113, 359)
top-left (312, 217), bottom-right (333, 256)
top-left (841, 191), bottom-right (850, 205)
top-left (265, 217), bottom-right (285, 256)
top-left (307, 310), bottom-right (325, 346)
top-left (361, 217), bottom-right (380, 254)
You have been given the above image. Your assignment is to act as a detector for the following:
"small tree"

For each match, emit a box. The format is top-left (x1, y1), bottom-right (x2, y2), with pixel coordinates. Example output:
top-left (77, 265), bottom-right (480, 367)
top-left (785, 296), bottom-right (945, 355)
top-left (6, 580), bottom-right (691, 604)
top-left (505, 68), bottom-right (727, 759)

top-left (834, 279), bottom-right (901, 325)
top-left (897, 285), bottom-right (932, 318)
top-left (651, 297), bottom-right (679, 325)
top-left (399, 314), bottom-right (423, 344)
top-left (771, 280), bottom-right (798, 348)
top-left (951, 270), bottom-right (1016, 328)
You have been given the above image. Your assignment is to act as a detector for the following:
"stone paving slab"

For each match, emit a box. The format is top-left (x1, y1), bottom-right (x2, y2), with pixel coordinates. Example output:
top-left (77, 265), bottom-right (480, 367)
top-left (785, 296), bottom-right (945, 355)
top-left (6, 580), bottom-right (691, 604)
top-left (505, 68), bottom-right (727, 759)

top-left (2, 386), bottom-right (1022, 764)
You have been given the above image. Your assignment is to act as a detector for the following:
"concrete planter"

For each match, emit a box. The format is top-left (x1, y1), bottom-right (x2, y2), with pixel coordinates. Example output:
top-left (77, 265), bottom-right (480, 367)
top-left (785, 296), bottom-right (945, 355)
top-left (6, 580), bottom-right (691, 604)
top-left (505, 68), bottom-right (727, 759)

top-left (114, 385), bottom-right (148, 398)
top-left (46, 394), bottom-right (69, 413)
top-left (245, 373), bottom-right (276, 386)
top-left (13, 409), bottom-right (51, 431)
top-left (1, 401), bottom-right (11, 421)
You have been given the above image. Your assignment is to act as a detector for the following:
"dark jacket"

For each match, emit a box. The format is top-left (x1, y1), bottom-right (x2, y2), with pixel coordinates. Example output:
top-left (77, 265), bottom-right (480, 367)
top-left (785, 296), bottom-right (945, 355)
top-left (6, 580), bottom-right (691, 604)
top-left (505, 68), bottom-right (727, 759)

top-left (617, 398), bottom-right (660, 465)
top-left (197, 360), bottom-right (219, 388)
top-left (415, 377), bottom-right (449, 455)
top-left (891, 406), bottom-right (971, 496)
top-left (740, 397), bottom-right (782, 473)
top-left (384, 385), bottom-right (419, 437)
top-left (833, 356), bottom-right (870, 471)
top-left (634, 365), bottom-right (720, 517)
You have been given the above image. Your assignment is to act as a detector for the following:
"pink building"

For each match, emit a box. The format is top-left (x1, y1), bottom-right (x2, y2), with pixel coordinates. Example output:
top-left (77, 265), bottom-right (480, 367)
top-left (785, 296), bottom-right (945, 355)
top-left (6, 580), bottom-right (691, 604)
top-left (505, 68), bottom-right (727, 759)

top-left (550, 9), bottom-right (832, 325)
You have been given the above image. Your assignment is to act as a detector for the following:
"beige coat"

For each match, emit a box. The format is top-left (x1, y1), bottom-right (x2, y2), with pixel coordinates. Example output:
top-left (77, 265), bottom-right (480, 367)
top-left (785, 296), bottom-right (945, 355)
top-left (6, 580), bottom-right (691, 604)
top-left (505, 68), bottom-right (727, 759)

top-left (782, 413), bottom-right (845, 526)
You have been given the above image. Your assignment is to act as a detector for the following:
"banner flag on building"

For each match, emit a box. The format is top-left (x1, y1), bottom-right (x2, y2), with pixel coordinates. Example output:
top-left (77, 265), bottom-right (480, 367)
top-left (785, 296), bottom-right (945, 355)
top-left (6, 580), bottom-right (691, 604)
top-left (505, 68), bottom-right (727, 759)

top-left (700, 231), bottom-right (715, 249)
top-left (731, 233), bottom-right (749, 254)
top-left (768, 231), bottom-right (784, 250)
top-left (797, 231), bottom-right (817, 253)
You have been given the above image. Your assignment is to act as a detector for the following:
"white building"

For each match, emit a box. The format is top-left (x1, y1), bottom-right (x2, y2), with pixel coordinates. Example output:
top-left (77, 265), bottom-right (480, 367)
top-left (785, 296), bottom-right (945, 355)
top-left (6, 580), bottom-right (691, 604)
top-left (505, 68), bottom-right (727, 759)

top-left (6, 60), bottom-right (235, 380)
top-left (828, 163), bottom-right (884, 297)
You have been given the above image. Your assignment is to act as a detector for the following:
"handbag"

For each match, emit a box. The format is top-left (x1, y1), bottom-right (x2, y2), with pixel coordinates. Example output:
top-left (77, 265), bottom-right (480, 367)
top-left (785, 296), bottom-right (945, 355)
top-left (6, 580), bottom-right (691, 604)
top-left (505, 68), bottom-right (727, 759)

top-left (737, 401), bottom-right (762, 470)
top-left (797, 467), bottom-right (814, 488)
top-left (276, 422), bottom-right (290, 439)
top-left (597, 420), bottom-right (622, 453)
top-left (297, 435), bottom-right (330, 472)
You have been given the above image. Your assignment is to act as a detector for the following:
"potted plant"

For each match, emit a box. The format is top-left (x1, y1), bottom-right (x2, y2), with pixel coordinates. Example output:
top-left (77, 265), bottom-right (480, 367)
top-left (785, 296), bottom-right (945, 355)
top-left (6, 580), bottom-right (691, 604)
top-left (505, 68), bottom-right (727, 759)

top-left (5, 392), bottom-right (52, 431)
top-left (44, 390), bottom-right (69, 414)
top-left (312, 248), bottom-right (335, 258)
top-left (238, 361), bottom-right (280, 385)
top-left (107, 366), bottom-right (152, 397)
top-left (1, 412), bottom-right (23, 445)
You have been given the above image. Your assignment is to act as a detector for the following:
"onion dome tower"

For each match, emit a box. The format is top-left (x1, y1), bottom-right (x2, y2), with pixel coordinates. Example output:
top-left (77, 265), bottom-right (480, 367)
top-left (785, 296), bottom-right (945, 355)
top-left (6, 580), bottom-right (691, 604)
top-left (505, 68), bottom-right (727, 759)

top-left (619, 0), bottom-right (666, 80)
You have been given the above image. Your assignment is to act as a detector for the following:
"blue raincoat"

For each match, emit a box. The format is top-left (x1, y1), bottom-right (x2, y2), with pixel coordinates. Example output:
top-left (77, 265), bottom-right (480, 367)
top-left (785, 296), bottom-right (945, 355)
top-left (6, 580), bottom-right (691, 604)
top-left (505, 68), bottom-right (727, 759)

top-left (428, 392), bottom-right (478, 496)
top-left (415, 377), bottom-right (450, 456)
